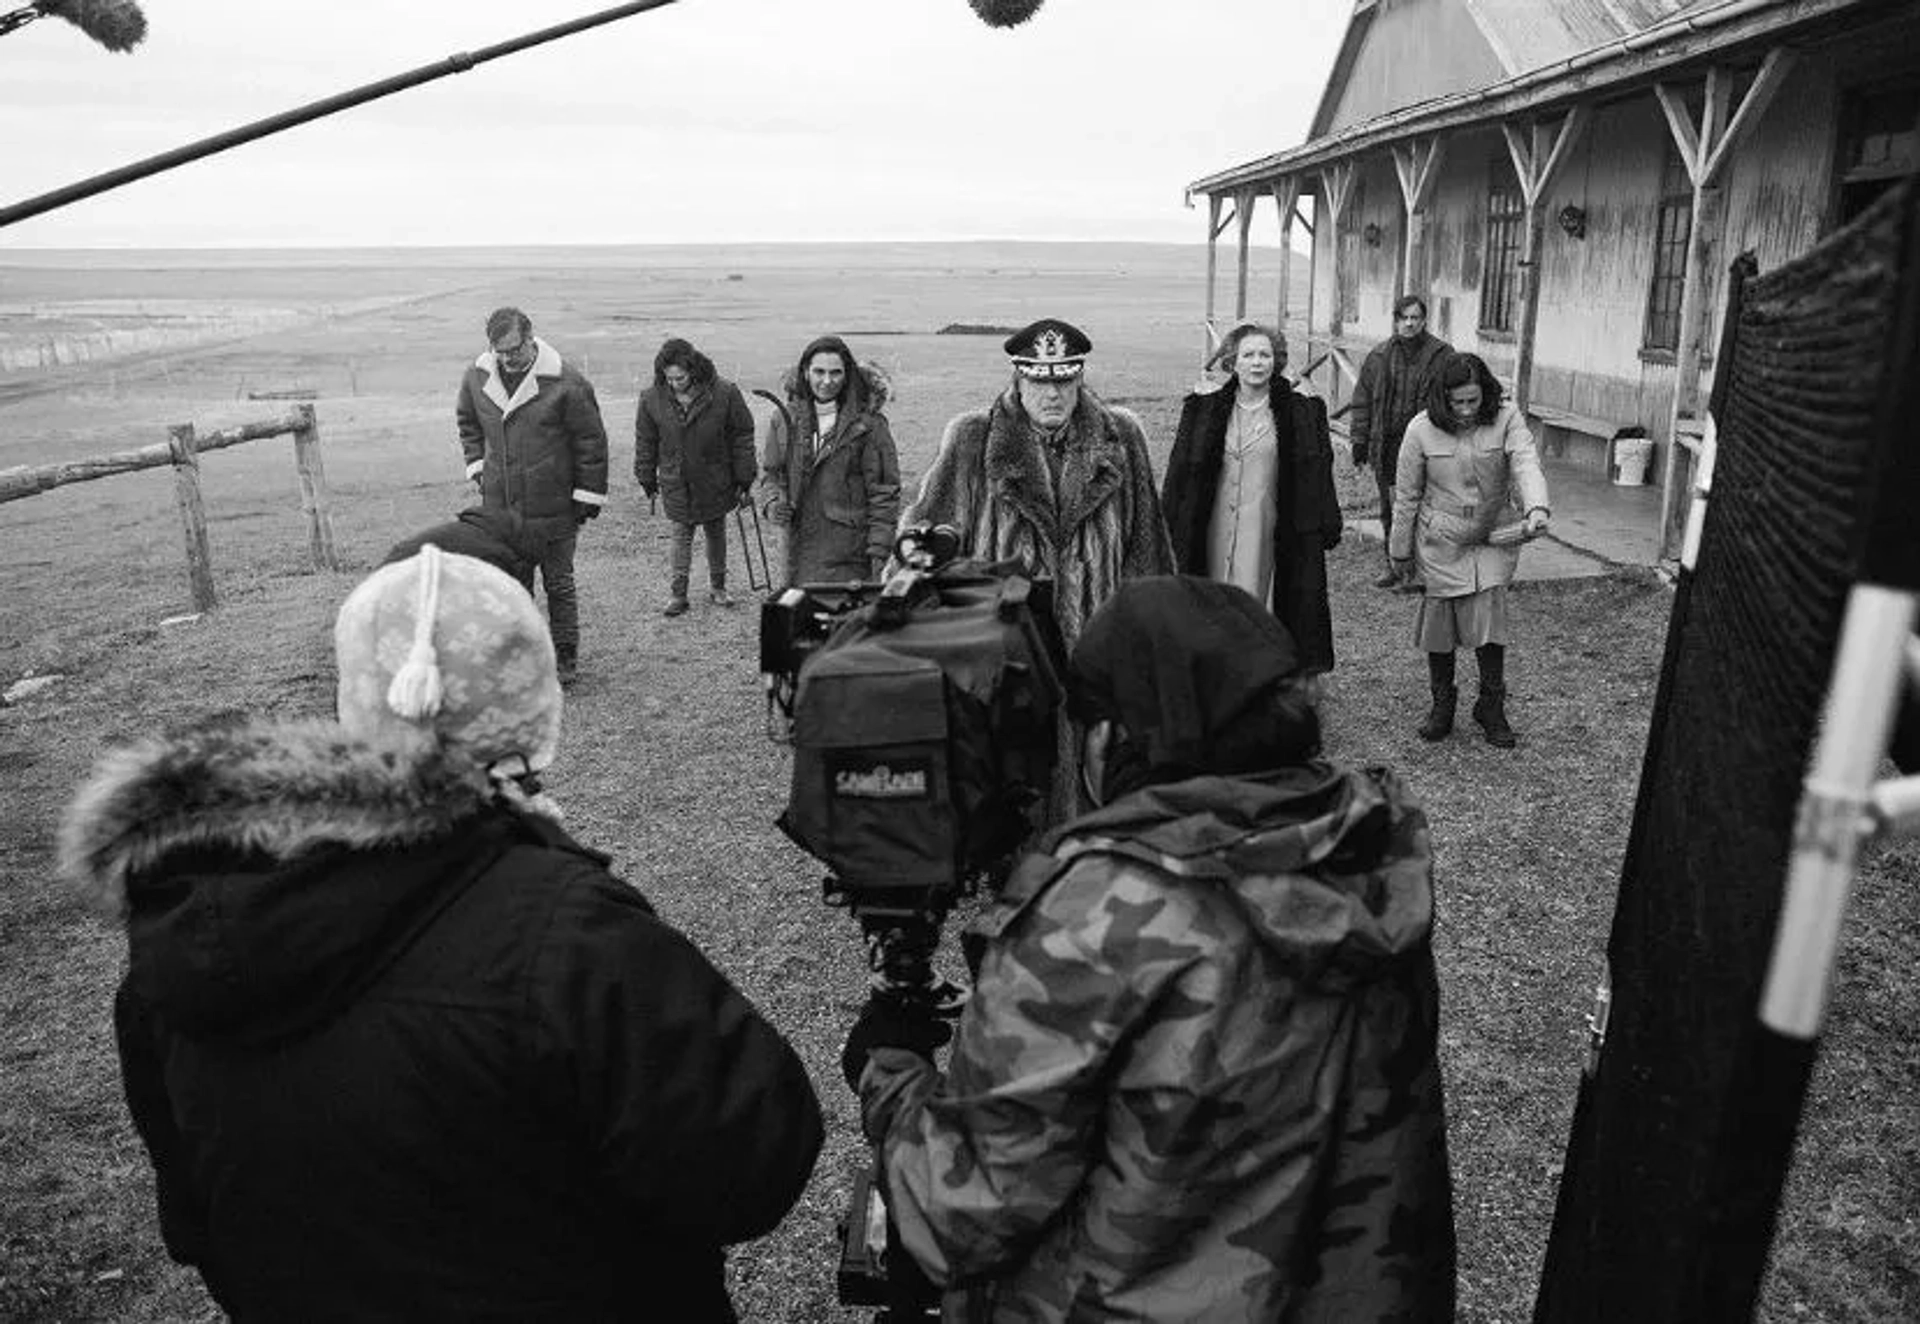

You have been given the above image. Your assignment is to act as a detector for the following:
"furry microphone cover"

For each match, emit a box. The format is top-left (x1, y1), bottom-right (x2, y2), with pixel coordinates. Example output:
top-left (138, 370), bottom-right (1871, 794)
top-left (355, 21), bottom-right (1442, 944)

top-left (41, 0), bottom-right (147, 51)
top-left (969, 0), bottom-right (1045, 28)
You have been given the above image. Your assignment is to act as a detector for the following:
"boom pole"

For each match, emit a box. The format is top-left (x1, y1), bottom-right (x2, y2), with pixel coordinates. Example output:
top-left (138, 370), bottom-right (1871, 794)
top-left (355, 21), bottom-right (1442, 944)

top-left (0, 0), bottom-right (680, 231)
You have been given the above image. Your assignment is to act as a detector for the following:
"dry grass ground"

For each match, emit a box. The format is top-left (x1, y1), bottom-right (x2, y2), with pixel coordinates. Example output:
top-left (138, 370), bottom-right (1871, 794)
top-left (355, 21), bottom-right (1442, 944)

top-left (1, 246), bottom-right (1913, 1322)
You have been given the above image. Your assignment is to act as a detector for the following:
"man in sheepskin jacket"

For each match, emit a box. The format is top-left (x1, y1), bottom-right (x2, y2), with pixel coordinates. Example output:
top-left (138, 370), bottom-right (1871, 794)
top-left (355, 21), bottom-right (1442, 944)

top-left (62, 548), bottom-right (821, 1323)
top-left (897, 319), bottom-right (1173, 648)
top-left (456, 306), bottom-right (609, 682)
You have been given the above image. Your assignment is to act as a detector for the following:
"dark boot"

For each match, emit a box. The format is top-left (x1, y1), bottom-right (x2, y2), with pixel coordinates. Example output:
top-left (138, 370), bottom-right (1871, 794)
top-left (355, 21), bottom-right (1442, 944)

top-left (1419, 651), bottom-right (1457, 741)
top-left (663, 575), bottom-right (690, 618)
top-left (1473, 644), bottom-right (1516, 748)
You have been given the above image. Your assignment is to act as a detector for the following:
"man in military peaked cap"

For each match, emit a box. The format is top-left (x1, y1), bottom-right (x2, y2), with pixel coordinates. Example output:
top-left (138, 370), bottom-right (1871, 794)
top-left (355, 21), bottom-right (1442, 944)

top-left (897, 315), bottom-right (1174, 820)
top-left (899, 317), bottom-right (1171, 647)
top-left (1003, 317), bottom-right (1092, 379)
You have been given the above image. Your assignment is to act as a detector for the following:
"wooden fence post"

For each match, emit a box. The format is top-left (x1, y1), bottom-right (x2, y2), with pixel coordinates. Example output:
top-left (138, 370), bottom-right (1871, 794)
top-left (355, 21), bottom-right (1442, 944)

top-left (292, 403), bottom-right (339, 570)
top-left (169, 423), bottom-right (217, 611)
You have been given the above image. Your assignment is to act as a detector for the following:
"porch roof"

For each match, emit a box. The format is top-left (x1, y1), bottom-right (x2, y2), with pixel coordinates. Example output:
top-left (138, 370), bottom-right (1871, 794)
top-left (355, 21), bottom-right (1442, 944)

top-left (1186, 0), bottom-right (1873, 199)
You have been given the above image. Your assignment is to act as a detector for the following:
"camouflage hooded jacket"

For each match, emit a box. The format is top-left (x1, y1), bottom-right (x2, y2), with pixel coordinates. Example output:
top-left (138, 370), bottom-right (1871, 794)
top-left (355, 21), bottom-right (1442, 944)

top-left (860, 762), bottom-right (1457, 1323)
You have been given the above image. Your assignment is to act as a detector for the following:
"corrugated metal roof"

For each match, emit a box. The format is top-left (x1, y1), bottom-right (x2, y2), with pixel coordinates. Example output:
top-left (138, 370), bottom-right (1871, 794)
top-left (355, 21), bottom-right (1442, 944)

top-left (1461, 0), bottom-right (1728, 74)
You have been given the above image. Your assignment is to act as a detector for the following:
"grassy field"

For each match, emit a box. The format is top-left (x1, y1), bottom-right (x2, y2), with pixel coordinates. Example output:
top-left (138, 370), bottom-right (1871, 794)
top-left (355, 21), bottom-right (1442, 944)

top-left (1, 244), bottom-right (1913, 1322)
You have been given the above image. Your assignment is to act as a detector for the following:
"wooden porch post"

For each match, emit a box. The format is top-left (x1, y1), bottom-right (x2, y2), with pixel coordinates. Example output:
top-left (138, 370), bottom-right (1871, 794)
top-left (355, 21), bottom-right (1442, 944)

top-left (1319, 161), bottom-right (1355, 346)
top-left (1234, 187), bottom-right (1256, 320)
top-left (169, 422), bottom-right (217, 612)
top-left (1500, 107), bottom-right (1590, 418)
top-left (1271, 176), bottom-right (1302, 343)
top-left (1300, 195), bottom-right (1320, 383)
top-left (1391, 135), bottom-right (1446, 300)
top-left (1203, 192), bottom-right (1237, 364)
top-left (1653, 49), bottom-right (1796, 556)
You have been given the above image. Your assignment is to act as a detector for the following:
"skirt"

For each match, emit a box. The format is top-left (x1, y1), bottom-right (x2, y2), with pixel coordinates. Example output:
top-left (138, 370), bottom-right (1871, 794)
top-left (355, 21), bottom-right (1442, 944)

top-left (1415, 586), bottom-right (1510, 651)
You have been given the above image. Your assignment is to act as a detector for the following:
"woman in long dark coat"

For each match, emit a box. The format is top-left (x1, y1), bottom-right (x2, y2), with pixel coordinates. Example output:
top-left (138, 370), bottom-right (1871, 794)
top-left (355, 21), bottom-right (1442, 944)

top-left (1161, 322), bottom-right (1343, 674)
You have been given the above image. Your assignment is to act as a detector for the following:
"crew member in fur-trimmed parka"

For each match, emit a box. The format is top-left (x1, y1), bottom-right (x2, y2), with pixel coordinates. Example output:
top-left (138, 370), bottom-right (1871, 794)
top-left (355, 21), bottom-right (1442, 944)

top-left (456, 306), bottom-right (609, 684)
top-left (60, 546), bottom-right (823, 1324)
top-left (758, 334), bottom-right (902, 586)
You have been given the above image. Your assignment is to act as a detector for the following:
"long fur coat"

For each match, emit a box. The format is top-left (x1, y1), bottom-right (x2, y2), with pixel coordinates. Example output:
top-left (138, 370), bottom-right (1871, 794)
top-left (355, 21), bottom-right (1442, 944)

top-left (899, 386), bottom-right (1174, 648)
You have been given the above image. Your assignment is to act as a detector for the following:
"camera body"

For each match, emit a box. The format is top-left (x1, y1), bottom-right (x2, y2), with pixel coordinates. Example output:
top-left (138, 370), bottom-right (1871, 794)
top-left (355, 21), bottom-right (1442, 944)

top-left (762, 528), bottom-right (1067, 1316)
top-left (760, 526), bottom-right (1067, 930)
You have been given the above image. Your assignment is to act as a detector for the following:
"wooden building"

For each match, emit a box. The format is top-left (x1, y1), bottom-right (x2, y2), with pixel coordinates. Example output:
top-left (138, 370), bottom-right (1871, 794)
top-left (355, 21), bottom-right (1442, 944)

top-left (1188, 0), bottom-right (1920, 556)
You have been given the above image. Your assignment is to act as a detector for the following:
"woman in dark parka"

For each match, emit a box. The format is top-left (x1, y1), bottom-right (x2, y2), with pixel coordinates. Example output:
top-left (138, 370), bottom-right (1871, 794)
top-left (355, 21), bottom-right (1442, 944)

top-left (634, 338), bottom-right (758, 615)
top-left (1162, 323), bottom-right (1343, 674)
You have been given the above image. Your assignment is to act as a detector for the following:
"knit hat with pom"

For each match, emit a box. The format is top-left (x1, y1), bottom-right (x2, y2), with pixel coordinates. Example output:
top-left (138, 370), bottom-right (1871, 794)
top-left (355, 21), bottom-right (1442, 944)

top-left (334, 545), bottom-right (561, 775)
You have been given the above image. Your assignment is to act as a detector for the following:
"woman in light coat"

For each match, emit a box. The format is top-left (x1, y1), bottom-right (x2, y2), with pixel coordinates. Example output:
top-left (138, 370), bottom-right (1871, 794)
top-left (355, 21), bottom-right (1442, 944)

top-left (1390, 352), bottom-right (1550, 747)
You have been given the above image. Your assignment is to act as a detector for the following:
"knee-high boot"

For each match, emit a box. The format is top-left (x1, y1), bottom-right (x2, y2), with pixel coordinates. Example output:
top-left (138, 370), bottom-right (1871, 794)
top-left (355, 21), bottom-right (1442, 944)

top-left (1419, 650), bottom-right (1457, 741)
top-left (1473, 644), bottom-right (1516, 748)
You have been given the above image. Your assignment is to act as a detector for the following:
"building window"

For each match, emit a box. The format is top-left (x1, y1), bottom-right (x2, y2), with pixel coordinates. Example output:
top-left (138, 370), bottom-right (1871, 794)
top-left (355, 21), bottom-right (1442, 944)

top-left (1643, 147), bottom-right (1693, 354)
top-left (1478, 162), bottom-right (1522, 333)
top-left (1836, 80), bottom-right (1919, 225)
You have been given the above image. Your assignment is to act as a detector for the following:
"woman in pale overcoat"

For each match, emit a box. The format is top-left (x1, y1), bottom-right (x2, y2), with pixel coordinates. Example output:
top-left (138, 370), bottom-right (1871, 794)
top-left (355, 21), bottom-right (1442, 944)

top-left (1389, 352), bottom-right (1550, 747)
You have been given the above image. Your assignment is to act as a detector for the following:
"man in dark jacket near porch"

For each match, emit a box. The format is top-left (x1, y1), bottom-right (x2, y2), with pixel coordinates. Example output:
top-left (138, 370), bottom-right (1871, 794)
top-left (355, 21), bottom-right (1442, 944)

top-left (1350, 294), bottom-right (1451, 590)
top-left (457, 306), bottom-right (609, 682)
top-left (63, 546), bottom-right (823, 1323)
top-left (758, 334), bottom-right (902, 586)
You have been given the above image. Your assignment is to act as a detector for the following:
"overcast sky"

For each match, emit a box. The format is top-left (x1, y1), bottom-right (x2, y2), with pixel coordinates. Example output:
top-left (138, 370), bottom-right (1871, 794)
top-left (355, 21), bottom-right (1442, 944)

top-left (0, 0), bottom-right (1349, 249)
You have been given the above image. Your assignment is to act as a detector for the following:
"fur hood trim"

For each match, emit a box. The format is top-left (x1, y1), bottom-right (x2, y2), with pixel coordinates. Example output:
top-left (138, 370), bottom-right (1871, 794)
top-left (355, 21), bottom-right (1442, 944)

top-left (60, 718), bottom-right (499, 919)
top-left (780, 359), bottom-right (892, 414)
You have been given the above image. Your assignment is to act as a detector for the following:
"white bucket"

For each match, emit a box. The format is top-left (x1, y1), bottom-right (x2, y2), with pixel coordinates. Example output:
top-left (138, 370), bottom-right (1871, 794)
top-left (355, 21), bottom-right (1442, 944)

top-left (1613, 436), bottom-right (1654, 486)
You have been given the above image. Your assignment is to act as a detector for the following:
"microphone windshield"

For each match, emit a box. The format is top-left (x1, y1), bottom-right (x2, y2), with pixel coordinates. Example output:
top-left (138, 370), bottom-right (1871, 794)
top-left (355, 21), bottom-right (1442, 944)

top-left (43, 0), bottom-right (148, 53)
top-left (969, 0), bottom-right (1045, 28)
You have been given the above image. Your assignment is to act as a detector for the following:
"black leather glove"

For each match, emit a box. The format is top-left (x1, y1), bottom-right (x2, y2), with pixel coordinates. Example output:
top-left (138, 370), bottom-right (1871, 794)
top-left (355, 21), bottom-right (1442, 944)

top-left (734, 483), bottom-right (754, 511)
top-left (640, 482), bottom-right (658, 501)
top-left (573, 501), bottom-right (601, 526)
top-left (841, 996), bottom-right (953, 1093)
top-left (1351, 440), bottom-right (1370, 469)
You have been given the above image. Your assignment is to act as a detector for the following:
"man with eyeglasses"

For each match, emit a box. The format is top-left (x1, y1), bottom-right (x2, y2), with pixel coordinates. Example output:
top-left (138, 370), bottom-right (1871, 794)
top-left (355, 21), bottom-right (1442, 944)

top-left (457, 306), bottom-right (609, 684)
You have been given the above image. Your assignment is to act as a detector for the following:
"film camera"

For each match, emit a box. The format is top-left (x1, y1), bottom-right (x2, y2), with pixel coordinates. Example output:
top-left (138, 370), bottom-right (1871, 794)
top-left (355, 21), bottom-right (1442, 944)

top-left (760, 524), bottom-right (1068, 1318)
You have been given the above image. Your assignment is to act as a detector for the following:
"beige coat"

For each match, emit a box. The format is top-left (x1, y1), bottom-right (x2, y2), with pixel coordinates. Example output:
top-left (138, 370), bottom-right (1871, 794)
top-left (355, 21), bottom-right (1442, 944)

top-left (1389, 403), bottom-right (1549, 599)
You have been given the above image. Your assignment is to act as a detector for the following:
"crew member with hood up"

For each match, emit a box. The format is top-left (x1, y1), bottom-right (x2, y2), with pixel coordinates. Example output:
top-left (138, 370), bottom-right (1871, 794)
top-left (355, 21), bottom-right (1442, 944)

top-left (843, 575), bottom-right (1457, 1322)
top-left (61, 546), bottom-right (822, 1323)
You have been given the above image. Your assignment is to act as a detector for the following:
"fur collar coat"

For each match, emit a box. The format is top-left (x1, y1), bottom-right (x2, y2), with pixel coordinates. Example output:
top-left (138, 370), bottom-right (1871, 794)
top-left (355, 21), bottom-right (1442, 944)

top-left (61, 717), bottom-right (822, 1323)
top-left (898, 386), bottom-right (1174, 649)
top-left (1162, 378), bottom-right (1342, 674)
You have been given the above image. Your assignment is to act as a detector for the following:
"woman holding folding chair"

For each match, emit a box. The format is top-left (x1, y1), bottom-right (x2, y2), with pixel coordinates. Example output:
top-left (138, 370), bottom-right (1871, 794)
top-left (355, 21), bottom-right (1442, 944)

top-left (634, 337), bottom-right (758, 617)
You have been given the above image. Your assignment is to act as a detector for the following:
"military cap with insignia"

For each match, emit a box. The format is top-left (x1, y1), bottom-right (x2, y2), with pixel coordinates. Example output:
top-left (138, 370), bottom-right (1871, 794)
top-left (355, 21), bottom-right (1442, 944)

top-left (1004, 317), bottom-right (1092, 379)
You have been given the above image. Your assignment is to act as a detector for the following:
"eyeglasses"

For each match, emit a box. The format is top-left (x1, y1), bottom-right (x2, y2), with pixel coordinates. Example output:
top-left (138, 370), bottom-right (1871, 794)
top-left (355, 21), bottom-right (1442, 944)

top-left (493, 339), bottom-right (534, 362)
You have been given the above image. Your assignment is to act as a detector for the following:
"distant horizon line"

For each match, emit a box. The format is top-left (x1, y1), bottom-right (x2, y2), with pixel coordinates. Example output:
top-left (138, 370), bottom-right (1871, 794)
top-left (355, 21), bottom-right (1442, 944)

top-left (0, 236), bottom-right (1300, 255)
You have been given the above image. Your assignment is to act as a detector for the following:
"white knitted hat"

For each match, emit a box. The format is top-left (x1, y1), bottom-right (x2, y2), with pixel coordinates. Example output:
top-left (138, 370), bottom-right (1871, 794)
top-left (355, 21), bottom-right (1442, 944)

top-left (334, 546), bottom-right (561, 774)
